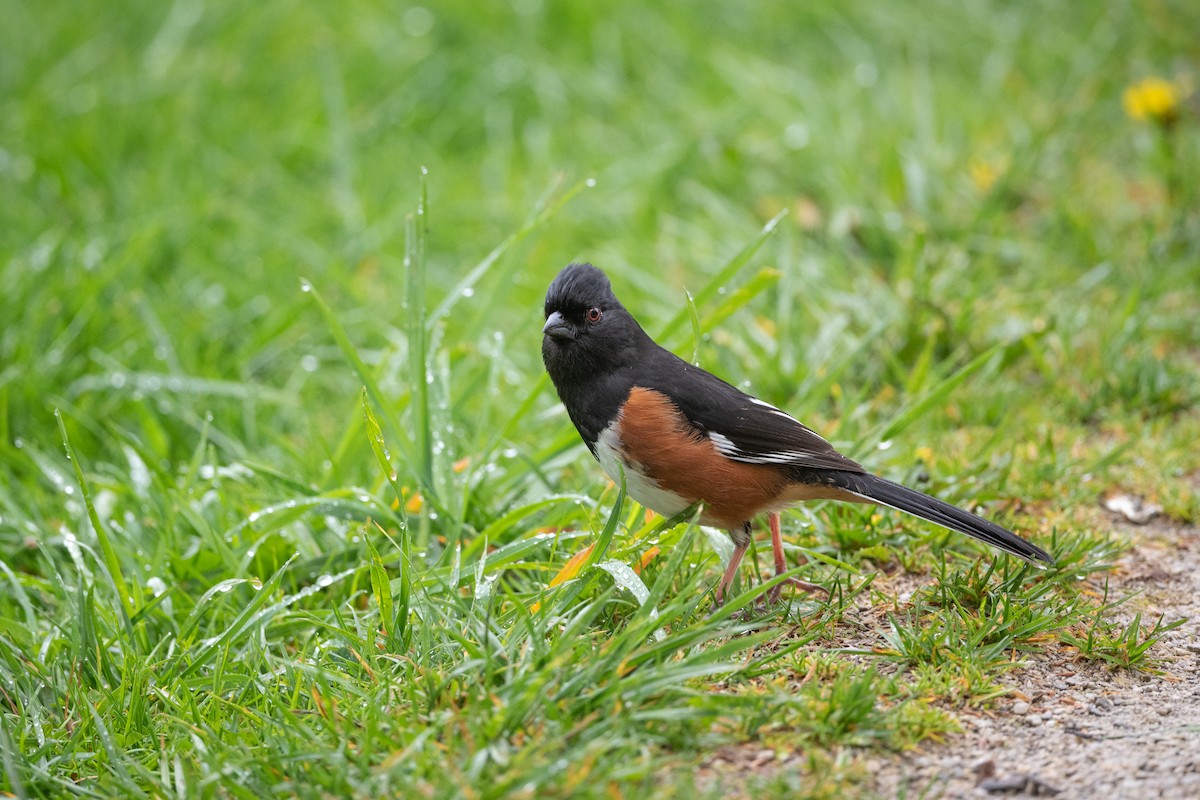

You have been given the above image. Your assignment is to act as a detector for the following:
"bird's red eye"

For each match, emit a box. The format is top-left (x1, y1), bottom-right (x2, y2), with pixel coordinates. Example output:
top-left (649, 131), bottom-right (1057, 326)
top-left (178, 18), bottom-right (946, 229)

top-left (586, 307), bottom-right (602, 323)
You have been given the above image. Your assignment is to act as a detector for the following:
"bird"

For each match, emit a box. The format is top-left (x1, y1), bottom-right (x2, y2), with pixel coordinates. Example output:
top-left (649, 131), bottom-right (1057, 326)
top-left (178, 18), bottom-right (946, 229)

top-left (540, 262), bottom-right (1054, 606)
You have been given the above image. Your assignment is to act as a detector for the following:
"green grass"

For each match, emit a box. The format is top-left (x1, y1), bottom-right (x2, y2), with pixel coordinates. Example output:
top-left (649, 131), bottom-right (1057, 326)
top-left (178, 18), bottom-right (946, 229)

top-left (2, 1), bottom-right (1199, 797)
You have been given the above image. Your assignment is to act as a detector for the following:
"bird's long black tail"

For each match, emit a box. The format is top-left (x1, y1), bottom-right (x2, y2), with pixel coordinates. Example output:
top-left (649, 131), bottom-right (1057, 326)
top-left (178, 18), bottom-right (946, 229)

top-left (827, 471), bottom-right (1055, 566)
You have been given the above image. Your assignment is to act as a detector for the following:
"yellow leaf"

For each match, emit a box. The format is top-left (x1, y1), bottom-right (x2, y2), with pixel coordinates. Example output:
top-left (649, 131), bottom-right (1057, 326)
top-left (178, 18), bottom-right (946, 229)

top-left (530, 542), bottom-right (596, 613)
top-left (548, 543), bottom-right (595, 588)
top-left (634, 546), bottom-right (660, 575)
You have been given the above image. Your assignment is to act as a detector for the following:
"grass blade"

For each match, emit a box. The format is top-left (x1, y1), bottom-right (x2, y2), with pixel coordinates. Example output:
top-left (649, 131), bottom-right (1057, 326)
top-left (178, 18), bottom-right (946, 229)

top-left (55, 409), bottom-right (137, 622)
top-left (302, 279), bottom-right (415, 473)
top-left (365, 529), bottom-right (394, 638)
top-left (406, 170), bottom-right (433, 494)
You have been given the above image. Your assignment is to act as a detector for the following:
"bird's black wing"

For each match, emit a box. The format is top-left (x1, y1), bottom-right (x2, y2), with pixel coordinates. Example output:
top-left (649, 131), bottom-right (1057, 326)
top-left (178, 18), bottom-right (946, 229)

top-left (637, 348), bottom-right (866, 474)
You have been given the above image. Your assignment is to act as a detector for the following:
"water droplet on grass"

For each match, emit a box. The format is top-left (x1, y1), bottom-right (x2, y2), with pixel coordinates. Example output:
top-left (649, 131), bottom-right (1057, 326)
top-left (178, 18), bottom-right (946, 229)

top-left (784, 123), bottom-right (810, 149)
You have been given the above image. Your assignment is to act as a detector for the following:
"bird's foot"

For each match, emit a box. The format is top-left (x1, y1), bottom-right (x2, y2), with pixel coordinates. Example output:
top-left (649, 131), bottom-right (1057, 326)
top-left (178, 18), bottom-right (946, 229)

top-left (761, 576), bottom-right (828, 606)
top-left (713, 577), bottom-right (828, 620)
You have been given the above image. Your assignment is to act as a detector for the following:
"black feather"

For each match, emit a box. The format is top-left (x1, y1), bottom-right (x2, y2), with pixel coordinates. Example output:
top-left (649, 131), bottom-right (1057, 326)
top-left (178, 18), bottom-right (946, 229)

top-left (824, 471), bottom-right (1054, 566)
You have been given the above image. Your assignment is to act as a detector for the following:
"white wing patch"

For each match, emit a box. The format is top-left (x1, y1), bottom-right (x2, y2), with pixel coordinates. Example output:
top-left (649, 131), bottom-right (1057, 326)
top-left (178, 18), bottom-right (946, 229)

top-left (707, 430), bottom-right (825, 466)
top-left (749, 396), bottom-right (798, 421)
top-left (707, 431), bottom-right (739, 457)
top-left (708, 402), bottom-right (840, 467)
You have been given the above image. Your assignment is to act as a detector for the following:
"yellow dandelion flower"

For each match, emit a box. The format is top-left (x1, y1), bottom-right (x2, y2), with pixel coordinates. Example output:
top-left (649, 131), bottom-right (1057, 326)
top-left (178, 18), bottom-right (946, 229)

top-left (1122, 77), bottom-right (1180, 125)
top-left (404, 491), bottom-right (423, 514)
top-left (969, 158), bottom-right (1000, 192)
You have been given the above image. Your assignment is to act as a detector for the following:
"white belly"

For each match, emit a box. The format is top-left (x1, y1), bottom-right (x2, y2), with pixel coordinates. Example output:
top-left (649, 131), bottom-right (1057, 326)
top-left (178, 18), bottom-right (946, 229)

top-left (594, 424), bottom-right (693, 518)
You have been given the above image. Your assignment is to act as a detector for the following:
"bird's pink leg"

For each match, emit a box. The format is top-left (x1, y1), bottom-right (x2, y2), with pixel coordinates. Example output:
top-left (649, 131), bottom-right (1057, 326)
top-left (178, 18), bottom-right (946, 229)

top-left (765, 512), bottom-right (827, 603)
top-left (770, 511), bottom-right (788, 575)
top-left (714, 542), bottom-right (747, 606)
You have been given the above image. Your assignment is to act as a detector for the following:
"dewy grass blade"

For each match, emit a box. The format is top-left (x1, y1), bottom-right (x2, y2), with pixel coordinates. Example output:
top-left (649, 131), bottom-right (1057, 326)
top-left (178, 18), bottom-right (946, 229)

top-left (595, 559), bottom-right (651, 606)
top-left (365, 529), bottom-right (394, 639)
top-left (172, 554), bottom-right (297, 681)
top-left (583, 480), bottom-right (627, 570)
top-left (406, 170), bottom-right (433, 494)
top-left (0, 714), bottom-right (26, 800)
top-left (85, 702), bottom-right (148, 797)
top-left (55, 409), bottom-right (137, 623)
top-left (302, 278), bottom-right (415, 471)
top-left (684, 288), bottom-right (702, 366)
top-left (372, 518), bottom-right (411, 647)
top-left (362, 387), bottom-right (406, 512)
top-left (656, 208), bottom-right (787, 341)
top-left (641, 510), bottom-right (702, 613)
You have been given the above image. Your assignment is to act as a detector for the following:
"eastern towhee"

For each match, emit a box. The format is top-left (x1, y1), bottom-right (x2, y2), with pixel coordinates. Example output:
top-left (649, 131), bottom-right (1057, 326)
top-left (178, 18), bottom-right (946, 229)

top-left (541, 263), bottom-right (1054, 605)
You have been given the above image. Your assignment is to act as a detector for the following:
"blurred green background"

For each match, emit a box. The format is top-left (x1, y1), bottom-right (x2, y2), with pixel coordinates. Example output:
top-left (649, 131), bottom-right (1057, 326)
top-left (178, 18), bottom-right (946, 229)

top-left (2, 1), bottom-right (1198, 796)
top-left (4, 0), bottom-right (1196, 465)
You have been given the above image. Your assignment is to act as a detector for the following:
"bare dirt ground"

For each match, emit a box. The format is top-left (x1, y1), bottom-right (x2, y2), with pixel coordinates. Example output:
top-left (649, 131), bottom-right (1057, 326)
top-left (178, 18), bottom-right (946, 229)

top-left (868, 514), bottom-right (1200, 799)
top-left (695, 508), bottom-right (1200, 798)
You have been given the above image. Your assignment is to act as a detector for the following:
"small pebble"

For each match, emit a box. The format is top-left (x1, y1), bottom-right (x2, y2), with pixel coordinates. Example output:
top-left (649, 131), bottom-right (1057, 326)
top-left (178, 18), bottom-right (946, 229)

top-left (750, 749), bottom-right (773, 767)
top-left (972, 757), bottom-right (997, 783)
top-left (1012, 701), bottom-right (1031, 716)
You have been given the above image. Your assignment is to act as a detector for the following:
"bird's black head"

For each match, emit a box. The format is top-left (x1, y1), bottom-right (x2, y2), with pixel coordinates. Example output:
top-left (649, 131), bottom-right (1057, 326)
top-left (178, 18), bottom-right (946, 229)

top-left (541, 263), bottom-right (648, 387)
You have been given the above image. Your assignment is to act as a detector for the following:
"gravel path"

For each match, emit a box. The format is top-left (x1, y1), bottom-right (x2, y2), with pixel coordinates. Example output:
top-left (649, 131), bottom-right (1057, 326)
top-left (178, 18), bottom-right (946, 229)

top-left (869, 517), bottom-right (1200, 799)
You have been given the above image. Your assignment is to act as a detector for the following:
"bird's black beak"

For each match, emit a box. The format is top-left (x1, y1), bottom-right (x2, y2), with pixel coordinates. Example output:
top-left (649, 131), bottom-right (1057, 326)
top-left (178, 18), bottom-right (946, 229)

top-left (542, 311), bottom-right (574, 341)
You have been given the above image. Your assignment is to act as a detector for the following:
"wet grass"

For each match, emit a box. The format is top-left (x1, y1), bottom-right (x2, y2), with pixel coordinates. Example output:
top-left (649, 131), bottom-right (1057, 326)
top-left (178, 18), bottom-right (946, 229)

top-left (2, 1), bottom-right (1199, 797)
